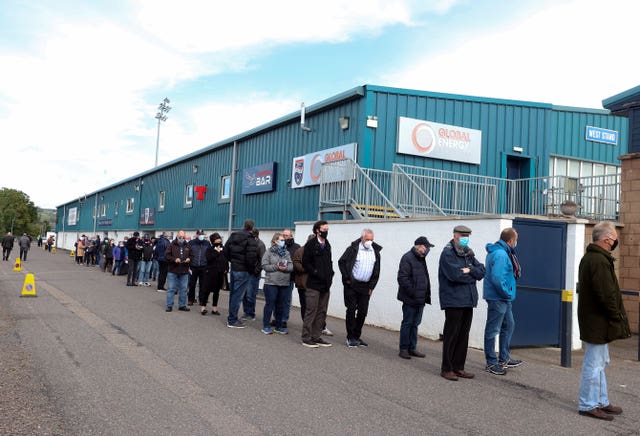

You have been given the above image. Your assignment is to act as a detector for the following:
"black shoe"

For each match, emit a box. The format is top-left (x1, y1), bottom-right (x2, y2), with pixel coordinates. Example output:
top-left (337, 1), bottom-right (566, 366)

top-left (409, 349), bottom-right (425, 358)
top-left (200, 309), bottom-right (207, 315)
top-left (399, 349), bottom-right (411, 359)
top-left (357, 338), bottom-right (368, 347)
top-left (211, 310), bottom-right (221, 316)
top-left (166, 307), bottom-right (172, 312)
top-left (178, 306), bottom-right (190, 311)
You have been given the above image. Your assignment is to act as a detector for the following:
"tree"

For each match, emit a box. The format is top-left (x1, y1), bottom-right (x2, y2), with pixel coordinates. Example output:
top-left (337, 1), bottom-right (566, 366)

top-left (0, 188), bottom-right (39, 236)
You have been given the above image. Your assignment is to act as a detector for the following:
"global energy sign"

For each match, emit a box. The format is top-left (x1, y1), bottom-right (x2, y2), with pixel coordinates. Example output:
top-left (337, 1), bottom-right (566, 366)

top-left (585, 126), bottom-right (618, 146)
top-left (291, 143), bottom-right (357, 189)
top-left (397, 117), bottom-right (482, 164)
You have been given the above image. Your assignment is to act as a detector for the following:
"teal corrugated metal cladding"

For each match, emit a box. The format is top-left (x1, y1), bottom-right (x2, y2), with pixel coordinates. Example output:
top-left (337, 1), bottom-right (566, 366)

top-left (55, 84), bottom-right (628, 234)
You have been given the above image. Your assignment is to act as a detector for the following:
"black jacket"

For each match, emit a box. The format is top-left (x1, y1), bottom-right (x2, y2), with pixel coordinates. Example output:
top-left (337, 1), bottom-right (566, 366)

top-left (223, 230), bottom-right (259, 272)
top-left (338, 238), bottom-right (382, 290)
top-left (188, 238), bottom-right (211, 267)
top-left (301, 236), bottom-right (334, 292)
top-left (126, 236), bottom-right (143, 261)
top-left (438, 240), bottom-right (485, 309)
top-left (397, 247), bottom-right (431, 306)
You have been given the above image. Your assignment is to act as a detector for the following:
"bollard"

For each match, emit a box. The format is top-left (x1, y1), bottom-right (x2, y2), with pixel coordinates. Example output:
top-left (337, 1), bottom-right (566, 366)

top-left (560, 289), bottom-right (573, 368)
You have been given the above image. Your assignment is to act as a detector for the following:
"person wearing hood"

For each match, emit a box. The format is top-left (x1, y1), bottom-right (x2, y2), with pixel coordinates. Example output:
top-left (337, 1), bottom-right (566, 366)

top-left (438, 225), bottom-right (485, 381)
top-left (338, 228), bottom-right (382, 348)
top-left (397, 236), bottom-right (434, 360)
top-left (483, 227), bottom-right (522, 376)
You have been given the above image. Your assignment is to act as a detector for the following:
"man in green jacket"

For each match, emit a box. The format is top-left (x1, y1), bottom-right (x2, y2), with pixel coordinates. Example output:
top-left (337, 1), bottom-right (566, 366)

top-left (577, 221), bottom-right (631, 421)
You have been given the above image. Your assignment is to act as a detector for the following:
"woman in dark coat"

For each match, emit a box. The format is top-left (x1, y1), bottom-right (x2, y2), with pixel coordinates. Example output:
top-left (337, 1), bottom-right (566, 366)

top-left (200, 233), bottom-right (228, 315)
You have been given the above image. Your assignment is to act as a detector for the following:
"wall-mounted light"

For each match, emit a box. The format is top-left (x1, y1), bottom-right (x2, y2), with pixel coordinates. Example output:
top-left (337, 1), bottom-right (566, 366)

top-left (134, 185), bottom-right (140, 192)
top-left (513, 146), bottom-right (524, 153)
top-left (366, 115), bottom-right (378, 128)
top-left (193, 165), bottom-right (199, 174)
top-left (338, 116), bottom-right (350, 131)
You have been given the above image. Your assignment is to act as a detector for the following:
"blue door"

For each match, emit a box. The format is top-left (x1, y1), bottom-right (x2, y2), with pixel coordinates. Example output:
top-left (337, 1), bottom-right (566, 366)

top-left (511, 218), bottom-right (567, 346)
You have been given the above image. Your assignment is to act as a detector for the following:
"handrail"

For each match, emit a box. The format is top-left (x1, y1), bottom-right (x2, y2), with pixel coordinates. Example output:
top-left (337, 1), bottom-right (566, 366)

top-left (392, 164), bottom-right (445, 216)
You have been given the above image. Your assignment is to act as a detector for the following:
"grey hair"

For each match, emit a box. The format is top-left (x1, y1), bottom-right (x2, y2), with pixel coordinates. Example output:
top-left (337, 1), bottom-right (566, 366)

top-left (592, 221), bottom-right (616, 242)
top-left (361, 228), bottom-right (374, 238)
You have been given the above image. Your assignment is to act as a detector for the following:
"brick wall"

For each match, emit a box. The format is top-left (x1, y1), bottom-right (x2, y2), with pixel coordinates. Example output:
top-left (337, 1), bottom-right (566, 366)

top-left (619, 152), bottom-right (640, 334)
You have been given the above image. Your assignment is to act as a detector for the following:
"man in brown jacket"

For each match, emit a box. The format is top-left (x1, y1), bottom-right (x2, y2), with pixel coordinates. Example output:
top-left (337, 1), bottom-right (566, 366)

top-left (577, 221), bottom-right (631, 421)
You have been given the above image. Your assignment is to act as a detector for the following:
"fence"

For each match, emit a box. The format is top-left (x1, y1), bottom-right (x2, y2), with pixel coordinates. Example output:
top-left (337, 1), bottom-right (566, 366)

top-left (319, 159), bottom-right (620, 221)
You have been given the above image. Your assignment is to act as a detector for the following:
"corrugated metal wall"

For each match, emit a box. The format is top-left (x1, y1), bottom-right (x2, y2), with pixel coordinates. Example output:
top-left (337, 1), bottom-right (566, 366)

top-left (54, 85), bottom-right (628, 235)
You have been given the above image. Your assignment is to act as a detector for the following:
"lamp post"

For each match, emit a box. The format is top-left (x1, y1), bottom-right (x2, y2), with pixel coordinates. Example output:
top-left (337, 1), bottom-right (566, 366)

top-left (154, 97), bottom-right (171, 167)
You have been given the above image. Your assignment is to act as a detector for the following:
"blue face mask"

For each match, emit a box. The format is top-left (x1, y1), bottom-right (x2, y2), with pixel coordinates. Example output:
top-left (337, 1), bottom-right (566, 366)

top-left (459, 237), bottom-right (470, 248)
top-left (278, 240), bottom-right (285, 248)
top-left (512, 240), bottom-right (517, 249)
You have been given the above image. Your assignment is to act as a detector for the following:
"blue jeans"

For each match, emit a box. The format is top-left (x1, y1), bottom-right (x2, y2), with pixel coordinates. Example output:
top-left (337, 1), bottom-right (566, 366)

top-left (138, 260), bottom-right (152, 283)
top-left (166, 272), bottom-right (188, 308)
top-left (399, 303), bottom-right (424, 351)
top-left (229, 271), bottom-right (251, 324)
top-left (242, 274), bottom-right (261, 317)
top-left (484, 300), bottom-right (515, 366)
top-left (263, 284), bottom-right (288, 329)
top-left (150, 260), bottom-right (159, 279)
top-left (578, 342), bottom-right (610, 411)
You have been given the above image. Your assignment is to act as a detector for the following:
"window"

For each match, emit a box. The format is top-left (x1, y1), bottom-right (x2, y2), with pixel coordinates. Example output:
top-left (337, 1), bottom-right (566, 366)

top-left (114, 201), bottom-right (119, 216)
top-left (126, 197), bottom-right (134, 214)
top-left (100, 204), bottom-right (107, 217)
top-left (185, 184), bottom-right (194, 207)
top-left (220, 175), bottom-right (231, 200)
top-left (159, 191), bottom-right (165, 212)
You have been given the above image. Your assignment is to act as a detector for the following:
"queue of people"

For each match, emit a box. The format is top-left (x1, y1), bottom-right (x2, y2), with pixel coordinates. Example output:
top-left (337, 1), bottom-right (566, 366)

top-left (66, 219), bottom-right (629, 421)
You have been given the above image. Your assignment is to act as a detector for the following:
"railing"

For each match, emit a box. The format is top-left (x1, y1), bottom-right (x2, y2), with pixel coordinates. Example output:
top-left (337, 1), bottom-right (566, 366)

top-left (319, 161), bottom-right (620, 221)
top-left (319, 159), bottom-right (405, 219)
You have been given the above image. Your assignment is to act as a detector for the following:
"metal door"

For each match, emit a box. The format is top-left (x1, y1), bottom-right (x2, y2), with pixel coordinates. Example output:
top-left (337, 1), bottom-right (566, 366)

top-left (511, 218), bottom-right (567, 346)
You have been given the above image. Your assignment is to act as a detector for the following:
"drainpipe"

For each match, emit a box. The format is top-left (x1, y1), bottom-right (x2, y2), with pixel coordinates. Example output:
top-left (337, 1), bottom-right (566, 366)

top-left (227, 141), bottom-right (238, 235)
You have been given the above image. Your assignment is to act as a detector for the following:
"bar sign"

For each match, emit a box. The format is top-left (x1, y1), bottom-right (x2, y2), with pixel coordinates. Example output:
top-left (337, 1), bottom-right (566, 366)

top-left (585, 125), bottom-right (618, 145)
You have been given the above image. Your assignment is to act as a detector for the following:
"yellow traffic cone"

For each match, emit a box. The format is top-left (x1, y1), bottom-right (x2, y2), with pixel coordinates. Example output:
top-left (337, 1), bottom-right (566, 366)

top-left (70, 249), bottom-right (75, 257)
top-left (52, 247), bottom-right (56, 254)
top-left (13, 258), bottom-right (22, 271)
top-left (20, 273), bottom-right (37, 298)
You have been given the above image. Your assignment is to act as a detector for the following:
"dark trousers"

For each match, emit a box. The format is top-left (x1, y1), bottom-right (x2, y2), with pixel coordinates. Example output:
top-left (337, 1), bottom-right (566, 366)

top-left (127, 259), bottom-right (140, 284)
top-left (298, 288), bottom-right (306, 321)
top-left (157, 260), bottom-right (168, 289)
top-left (20, 248), bottom-right (29, 261)
top-left (200, 271), bottom-right (223, 307)
top-left (441, 307), bottom-right (473, 372)
top-left (301, 288), bottom-right (330, 341)
top-left (188, 265), bottom-right (206, 303)
top-left (3, 248), bottom-right (12, 261)
top-left (344, 280), bottom-right (371, 340)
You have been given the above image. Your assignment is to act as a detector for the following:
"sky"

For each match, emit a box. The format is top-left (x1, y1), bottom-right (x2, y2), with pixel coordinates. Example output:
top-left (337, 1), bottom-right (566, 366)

top-left (1, 0), bottom-right (639, 209)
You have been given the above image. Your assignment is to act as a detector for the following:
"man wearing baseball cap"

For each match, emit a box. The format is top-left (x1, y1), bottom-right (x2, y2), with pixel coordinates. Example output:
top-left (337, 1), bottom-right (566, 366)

top-left (188, 229), bottom-right (211, 306)
top-left (397, 236), bottom-right (434, 359)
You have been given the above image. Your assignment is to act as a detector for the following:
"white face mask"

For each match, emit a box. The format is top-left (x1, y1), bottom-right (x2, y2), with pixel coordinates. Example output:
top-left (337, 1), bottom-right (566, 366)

top-left (198, 235), bottom-right (205, 241)
top-left (363, 240), bottom-right (373, 250)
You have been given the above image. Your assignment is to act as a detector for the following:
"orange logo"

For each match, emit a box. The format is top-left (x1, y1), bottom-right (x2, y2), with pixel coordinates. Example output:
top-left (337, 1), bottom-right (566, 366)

top-left (411, 122), bottom-right (436, 154)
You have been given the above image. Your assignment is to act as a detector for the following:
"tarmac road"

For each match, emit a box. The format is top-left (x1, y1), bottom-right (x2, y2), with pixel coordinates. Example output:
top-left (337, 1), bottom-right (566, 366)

top-left (0, 247), bottom-right (638, 435)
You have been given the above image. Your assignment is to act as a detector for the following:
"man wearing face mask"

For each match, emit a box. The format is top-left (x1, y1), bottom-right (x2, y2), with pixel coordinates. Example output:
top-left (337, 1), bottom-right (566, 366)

top-left (301, 220), bottom-right (334, 347)
top-left (577, 221), bottom-right (630, 421)
top-left (483, 227), bottom-right (522, 376)
top-left (397, 236), bottom-right (434, 359)
top-left (338, 228), bottom-right (382, 348)
top-left (275, 229), bottom-right (300, 329)
top-left (187, 229), bottom-right (211, 305)
top-left (165, 230), bottom-right (192, 312)
top-left (438, 225), bottom-right (485, 381)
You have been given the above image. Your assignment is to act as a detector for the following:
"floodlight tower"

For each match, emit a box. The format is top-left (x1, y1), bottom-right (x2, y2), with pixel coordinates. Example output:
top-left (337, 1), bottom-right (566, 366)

top-left (154, 97), bottom-right (171, 167)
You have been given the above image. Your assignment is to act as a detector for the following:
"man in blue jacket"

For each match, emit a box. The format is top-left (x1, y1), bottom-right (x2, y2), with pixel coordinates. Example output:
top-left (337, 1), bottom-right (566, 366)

top-left (483, 227), bottom-right (522, 375)
top-left (397, 236), bottom-right (434, 360)
top-left (438, 225), bottom-right (485, 381)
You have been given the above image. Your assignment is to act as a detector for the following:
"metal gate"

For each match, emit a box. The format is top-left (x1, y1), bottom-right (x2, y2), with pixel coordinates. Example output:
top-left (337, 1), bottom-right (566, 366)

top-left (511, 218), bottom-right (567, 346)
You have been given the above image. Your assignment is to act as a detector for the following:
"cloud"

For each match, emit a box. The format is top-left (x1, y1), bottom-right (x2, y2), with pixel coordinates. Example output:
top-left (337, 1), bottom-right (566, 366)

top-left (385, 0), bottom-right (640, 108)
